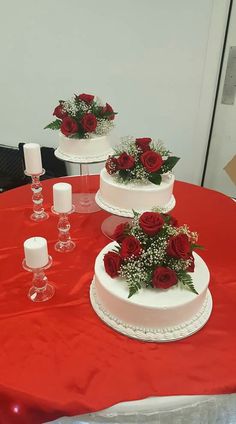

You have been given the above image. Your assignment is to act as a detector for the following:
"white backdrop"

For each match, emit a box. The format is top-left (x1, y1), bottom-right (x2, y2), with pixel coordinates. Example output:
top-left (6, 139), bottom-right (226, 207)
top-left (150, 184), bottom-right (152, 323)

top-left (0, 0), bottom-right (229, 184)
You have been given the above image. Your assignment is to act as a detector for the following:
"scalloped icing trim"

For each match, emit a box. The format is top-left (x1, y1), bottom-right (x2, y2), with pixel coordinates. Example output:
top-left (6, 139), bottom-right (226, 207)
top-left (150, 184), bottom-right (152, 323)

top-left (95, 191), bottom-right (176, 217)
top-left (54, 148), bottom-right (114, 164)
top-left (90, 279), bottom-right (213, 342)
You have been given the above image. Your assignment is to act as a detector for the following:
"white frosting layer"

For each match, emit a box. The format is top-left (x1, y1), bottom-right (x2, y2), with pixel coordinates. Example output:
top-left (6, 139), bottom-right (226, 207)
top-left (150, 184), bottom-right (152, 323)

top-left (92, 242), bottom-right (210, 333)
top-left (97, 168), bottom-right (175, 215)
top-left (58, 133), bottom-right (112, 160)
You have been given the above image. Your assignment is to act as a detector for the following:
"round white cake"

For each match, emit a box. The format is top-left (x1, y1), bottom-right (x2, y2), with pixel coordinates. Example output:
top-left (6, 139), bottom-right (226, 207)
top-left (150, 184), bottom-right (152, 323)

top-left (55, 133), bottom-right (114, 163)
top-left (90, 242), bottom-right (212, 342)
top-left (95, 168), bottom-right (175, 216)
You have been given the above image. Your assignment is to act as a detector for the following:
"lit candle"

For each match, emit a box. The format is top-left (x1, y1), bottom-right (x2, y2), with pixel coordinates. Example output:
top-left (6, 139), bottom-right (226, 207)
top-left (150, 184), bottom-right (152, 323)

top-left (24, 237), bottom-right (49, 268)
top-left (53, 183), bottom-right (72, 213)
top-left (23, 143), bottom-right (43, 175)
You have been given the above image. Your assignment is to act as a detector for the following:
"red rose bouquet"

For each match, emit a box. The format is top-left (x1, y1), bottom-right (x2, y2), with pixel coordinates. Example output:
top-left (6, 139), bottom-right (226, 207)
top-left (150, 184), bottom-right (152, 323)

top-left (105, 136), bottom-right (179, 185)
top-left (103, 211), bottom-right (203, 297)
top-left (45, 92), bottom-right (117, 139)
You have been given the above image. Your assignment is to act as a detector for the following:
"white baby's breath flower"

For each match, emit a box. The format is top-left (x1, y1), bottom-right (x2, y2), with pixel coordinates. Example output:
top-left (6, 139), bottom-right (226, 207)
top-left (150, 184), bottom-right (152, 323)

top-left (95, 119), bottom-right (114, 136)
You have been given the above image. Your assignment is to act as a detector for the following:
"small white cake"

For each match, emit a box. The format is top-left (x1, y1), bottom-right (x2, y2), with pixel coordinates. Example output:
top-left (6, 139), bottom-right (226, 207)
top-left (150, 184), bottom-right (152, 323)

top-left (96, 168), bottom-right (175, 216)
top-left (55, 133), bottom-right (114, 163)
top-left (90, 242), bottom-right (212, 342)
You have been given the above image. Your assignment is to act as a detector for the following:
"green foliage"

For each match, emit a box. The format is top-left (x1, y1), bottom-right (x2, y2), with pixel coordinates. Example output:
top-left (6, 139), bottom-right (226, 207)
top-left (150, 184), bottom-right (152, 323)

top-left (148, 172), bottom-right (162, 185)
top-left (44, 119), bottom-right (61, 130)
top-left (191, 243), bottom-right (204, 250)
top-left (161, 156), bottom-right (180, 173)
top-left (118, 170), bottom-right (130, 180)
top-left (128, 280), bottom-right (141, 298)
top-left (177, 271), bottom-right (199, 294)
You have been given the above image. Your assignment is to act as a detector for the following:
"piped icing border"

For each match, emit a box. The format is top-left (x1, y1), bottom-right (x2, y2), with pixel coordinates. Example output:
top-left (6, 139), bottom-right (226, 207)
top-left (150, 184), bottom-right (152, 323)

top-left (95, 191), bottom-right (176, 217)
top-left (90, 279), bottom-right (213, 342)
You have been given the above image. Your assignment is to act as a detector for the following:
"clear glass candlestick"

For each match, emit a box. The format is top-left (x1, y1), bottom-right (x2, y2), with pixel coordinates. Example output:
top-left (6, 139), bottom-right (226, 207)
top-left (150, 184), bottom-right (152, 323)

top-left (25, 169), bottom-right (49, 221)
top-left (52, 206), bottom-right (76, 252)
top-left (22, 256), bottom-right (55, 302)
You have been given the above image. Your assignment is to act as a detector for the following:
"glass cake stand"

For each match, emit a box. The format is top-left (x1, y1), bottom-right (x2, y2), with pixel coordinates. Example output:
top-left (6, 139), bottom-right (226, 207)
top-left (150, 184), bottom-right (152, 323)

top-left (54, 149), bottom-right (109, 214)
top-left (95, 190), bottom-right (176, 240)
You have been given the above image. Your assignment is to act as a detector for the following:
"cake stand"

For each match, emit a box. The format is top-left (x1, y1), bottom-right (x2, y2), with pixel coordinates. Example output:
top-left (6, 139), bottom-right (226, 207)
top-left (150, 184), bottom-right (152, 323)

top-left (95, 190), bottom-right (176, 240)
top-left (54, 149), bottom-right (113, 214)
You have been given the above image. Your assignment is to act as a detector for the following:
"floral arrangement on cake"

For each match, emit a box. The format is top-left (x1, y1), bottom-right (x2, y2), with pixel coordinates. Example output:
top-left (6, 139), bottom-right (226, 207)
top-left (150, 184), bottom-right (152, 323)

top-left (105, 136), bottom-right (179, 185)
top-left (104, 211), bottom-right (203, 298)
top-left (44, 93), bottom-right (117, 139)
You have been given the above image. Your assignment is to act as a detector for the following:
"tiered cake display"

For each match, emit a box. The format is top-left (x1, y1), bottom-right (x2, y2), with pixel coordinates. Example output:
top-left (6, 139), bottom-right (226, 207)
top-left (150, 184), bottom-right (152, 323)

top-left (90, 211), bottom-right (212, 341)
top-left (95, 136), bottom-right (179, 216)
top-left (45, 93), bottom-right (117, 163)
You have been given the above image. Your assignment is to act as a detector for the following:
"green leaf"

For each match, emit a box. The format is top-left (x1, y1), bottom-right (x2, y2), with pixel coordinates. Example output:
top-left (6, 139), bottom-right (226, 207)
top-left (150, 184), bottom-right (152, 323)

top-left (148, 172), bottom-right (162, 185)
top-left (119, 170), bottom-right (130, 180)
top-left (162, 156), bottom-right (180, 172)
top-left (177, 271), bottom-right (198, 295)
top-left (191, 243), bottom-right (204, 250)
top-left (44, 119), bottom-right (61, 130)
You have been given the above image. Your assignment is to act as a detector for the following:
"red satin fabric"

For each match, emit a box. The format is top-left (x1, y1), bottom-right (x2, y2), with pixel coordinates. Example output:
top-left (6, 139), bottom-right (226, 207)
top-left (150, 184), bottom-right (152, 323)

top-left (0, 176), bottom-right (236, 424)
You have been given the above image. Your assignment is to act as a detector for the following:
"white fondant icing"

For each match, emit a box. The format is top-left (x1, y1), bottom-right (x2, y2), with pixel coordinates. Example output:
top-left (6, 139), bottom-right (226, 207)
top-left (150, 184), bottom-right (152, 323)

top-left (90, 242), bottom-right (212, 342)
top-left (96, 168), bottom-right (175, 216)
top-left (57, 133), bottom-right (113, 163)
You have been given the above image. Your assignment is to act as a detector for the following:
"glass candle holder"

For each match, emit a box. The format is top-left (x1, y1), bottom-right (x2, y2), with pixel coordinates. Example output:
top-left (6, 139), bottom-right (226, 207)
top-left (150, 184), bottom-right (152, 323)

top-left (52, 206), bottom-right (76, 252)
top-left (25, 169), bottom-right (49, 221)
top-left (22, 256), bottom-right (55, 302)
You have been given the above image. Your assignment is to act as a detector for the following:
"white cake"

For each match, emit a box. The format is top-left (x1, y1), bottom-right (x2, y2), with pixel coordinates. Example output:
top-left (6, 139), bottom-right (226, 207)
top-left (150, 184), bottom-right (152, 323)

top-left (90, 242), bottom-right (212, 342)
top-left (55, 133), bottom-right (114, 163)
top-left (95, 168), bottom-right (175, 216)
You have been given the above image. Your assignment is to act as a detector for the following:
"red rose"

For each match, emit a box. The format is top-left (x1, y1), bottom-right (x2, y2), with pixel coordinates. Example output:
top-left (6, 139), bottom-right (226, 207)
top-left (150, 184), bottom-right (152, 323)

top-left (187, 253), bottom-right (195, 272)
top-left (104, 251), bottom-right (122, 278)
top-left (53, 104), bottom-right (67, 119)
top-left (105, 156), bottom-right (118, 175)
top-left (140, 150), bottom-right (164, 173)
top-left (135, 137), bottom-right (152, 152)
top-left (152, 266), bottom-right (178, 289)
top-left (112, 222), bottom-right (130, 243)
top-left (117, 153), bottom-right (135, 170)
top-left (139, 212), bottom-right (164, 236)
top-left (102, 102), bottom-right (115, 120)
top-left (77, 93), bottom-right (94, 104)
top-left (60, 116), bottom-right (78, 137)
top-left (167, 233), bottom-right (191, 259)
top-left (120, 236), bottom-right (142, 259)
top-left (81, 113), bottom-right (97, 133)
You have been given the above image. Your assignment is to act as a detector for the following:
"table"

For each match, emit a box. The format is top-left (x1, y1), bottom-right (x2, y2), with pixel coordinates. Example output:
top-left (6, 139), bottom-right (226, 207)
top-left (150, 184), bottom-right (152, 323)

top-left (0, 176), bottom-right (236, 424)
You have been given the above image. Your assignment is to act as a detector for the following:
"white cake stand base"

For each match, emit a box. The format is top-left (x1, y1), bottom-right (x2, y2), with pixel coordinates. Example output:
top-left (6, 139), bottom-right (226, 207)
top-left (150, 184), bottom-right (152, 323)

top-left (73, 193), bottom-right (101, 214)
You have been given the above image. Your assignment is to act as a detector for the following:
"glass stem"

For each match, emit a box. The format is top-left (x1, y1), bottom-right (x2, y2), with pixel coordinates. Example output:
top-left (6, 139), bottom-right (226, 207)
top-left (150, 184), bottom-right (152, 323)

top-left (31, 175), bottom-right (45, 217)
top-left (57, 213), bottom-right (71, 245)
top-left (32, 270), bottom-right (48, 290)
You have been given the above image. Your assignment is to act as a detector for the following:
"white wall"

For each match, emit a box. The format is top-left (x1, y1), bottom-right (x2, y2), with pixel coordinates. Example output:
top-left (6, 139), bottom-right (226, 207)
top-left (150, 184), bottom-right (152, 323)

top-left (0, 0), bottom-right (229, 183)
top-left (204, 0), bottom-right (236, 198)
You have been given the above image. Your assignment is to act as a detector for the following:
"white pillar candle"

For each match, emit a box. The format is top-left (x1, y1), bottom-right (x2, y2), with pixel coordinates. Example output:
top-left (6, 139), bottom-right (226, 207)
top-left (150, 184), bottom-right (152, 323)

top-left (23, 143), bottom-right (43, 175)
top-left (53, 183), bottom-right (72, 213)
top-left (24, 237), bottom-right (49, 269)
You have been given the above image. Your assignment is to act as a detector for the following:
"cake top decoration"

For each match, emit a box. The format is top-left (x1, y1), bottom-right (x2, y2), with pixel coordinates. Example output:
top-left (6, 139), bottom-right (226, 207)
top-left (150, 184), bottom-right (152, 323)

top-left (104, 211), bottom-right (203, 298)
top-left (105, 136), bottom-right (179, 185)
top-left (45, 92), bottom-right (117, 139)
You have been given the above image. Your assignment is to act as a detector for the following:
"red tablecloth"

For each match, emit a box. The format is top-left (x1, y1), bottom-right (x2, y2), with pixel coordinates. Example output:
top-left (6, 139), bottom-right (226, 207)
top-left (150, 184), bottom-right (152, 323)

top-left (0, 176), bottom-right (235, 424)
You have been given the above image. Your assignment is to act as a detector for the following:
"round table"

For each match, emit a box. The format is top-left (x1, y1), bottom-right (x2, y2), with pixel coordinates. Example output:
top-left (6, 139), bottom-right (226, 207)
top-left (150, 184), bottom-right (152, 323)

top-left (0, 176), bottom-right (235, 424)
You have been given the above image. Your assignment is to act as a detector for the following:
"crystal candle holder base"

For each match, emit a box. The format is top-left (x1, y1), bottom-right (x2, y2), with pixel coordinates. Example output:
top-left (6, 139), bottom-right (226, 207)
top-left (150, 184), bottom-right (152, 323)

top-left (30, 210), bottom-right (49, 222)
top-left (22, 256), bottom-right (55, 302)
